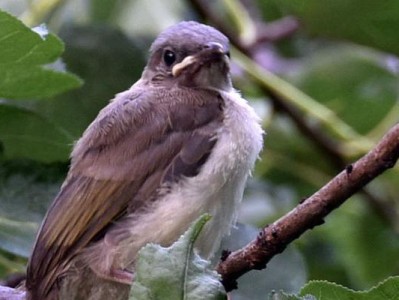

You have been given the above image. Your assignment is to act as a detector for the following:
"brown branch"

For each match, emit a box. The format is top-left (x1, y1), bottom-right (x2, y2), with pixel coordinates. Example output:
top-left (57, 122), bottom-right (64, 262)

top-left (216, 123), bottom-right (399, 291)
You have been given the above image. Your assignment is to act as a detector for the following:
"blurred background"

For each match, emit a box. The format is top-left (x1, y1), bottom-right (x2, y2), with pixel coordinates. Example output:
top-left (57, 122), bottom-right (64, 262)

top-left (0, 0), bottom-right (399, 298)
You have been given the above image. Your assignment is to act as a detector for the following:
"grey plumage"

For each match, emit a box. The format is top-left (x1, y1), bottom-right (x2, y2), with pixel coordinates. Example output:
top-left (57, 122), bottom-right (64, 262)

top-left (26, 21), bottom-right (263, 300)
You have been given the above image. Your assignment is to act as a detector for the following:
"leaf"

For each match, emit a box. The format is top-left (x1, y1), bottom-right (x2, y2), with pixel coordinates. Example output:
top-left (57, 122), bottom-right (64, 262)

top-left (0, 103), bottom-right (73, 162)
top-left (277, 0), bottom-right (399, 56)
top-left (0, 23), bottom-right (145, 162)
top-left (0, 217), bottom-right (37, 258)
top-left (37, 24), bottom-right (146, 138)
top-left (300, 276), bottom-right (399, 300)
top-left (318, 199), bottom-right (399, 288)
top-left (293, 46), bottom-right (397, 135)
top-left (259, 119), bottom-right (333, 196)
top-left (89, 0), bottom-right (121, 22)
top-left (269, 291), bottom-right (316, 300)
top-left (130, 214), bottom-right (226, 300)
top-left (0, 160), bottom-right (63, 257)
top-left (0, 9), bottom-right (82, 99)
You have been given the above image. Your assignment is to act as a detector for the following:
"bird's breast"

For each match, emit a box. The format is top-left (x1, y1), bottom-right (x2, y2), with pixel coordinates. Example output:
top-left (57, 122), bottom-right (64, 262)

top-left (130, 89), bottom-right (262, 256)
top-left (109, 89), bottom-right (263, 267)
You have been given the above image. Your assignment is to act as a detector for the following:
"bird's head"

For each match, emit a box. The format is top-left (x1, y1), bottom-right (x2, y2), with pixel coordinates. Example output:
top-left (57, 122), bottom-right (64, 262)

top-left (142, 21), bottom-right (232, 91)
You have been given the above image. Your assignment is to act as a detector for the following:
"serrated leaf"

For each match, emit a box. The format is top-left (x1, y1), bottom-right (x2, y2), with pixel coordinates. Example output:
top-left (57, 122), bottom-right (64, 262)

top-left (269, 290), bottom-right (316, 300)
top-left (0, 9), bottom-right (82, 99)
top-left (300, 276), bottom-right (399, 300)
top-left (130, 214), bottom-right (227, 300)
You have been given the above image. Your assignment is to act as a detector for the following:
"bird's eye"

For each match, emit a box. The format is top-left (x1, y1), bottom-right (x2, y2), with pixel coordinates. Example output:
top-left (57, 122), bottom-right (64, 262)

top-left (163, 50), bottom-right (176, 66)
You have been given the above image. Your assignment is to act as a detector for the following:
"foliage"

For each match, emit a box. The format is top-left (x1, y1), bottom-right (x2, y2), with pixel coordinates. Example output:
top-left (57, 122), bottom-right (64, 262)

top-left (0, 10), bottom-right (81, 100)
top-left (130, 214), bottom-right (226, 300)
top-left (300, 276), bottom-right (399, 300)
top-left (0, 0), bottom-right (398, 299)
top-left (0, 10), bottom-right (82, 162)
top-left (271, 276), bottom-right (399, 299)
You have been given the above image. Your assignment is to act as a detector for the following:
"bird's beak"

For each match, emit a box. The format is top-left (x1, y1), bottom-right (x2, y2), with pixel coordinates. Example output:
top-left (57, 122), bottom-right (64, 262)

top-left (172, 42), bottom-right (228, 77)
top-left (172, 56), bottom-right (197, 77)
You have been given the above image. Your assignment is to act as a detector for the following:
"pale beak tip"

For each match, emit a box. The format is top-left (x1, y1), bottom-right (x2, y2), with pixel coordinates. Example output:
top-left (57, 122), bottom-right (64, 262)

top-left (172, 55), bottom-right (196, 77)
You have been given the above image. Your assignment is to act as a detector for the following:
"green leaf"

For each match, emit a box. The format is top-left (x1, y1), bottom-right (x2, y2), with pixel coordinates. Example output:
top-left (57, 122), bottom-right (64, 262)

top-left (38, 24), bottom-right (146, 138)
top-left (0, 217), bottom-right (37, 258)
top-left (277, 0), bottom-right (399, 56)
top-left (0, 160), bottom-right (64, 257)
top-left (260, 119), bottom-right (332, 196)
top-left (269, 291), bottom-right (316, 300)
top-left (0, 103), bottom-right (73, 162)
top-left (0, 64), bottom-right (82, 100)
top-left (300, 276), bottom-right (399, 300)
top-left (318, 200), bottom-right (399, 288)
top-left (293, 46), bottom-right (397, 135)
top-left (0, 9), bottom-right (82, 99)
top-left (0, 23), bottom-right (144, 162)
top-left (89, 0), bottom-right (122, 22)
top-left (130, 214), bottom-right (227, 300)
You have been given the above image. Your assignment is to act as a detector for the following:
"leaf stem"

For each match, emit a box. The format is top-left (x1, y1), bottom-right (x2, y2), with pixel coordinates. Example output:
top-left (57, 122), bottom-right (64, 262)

top-left (232, 48), bottom-right (374, 153)
top-left (21, 0), bottom-right (66, 27)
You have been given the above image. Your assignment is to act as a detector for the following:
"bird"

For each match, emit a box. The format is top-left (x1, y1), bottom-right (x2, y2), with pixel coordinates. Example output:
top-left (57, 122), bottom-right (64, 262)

top-left (26, 21), bottom-right (264, 299)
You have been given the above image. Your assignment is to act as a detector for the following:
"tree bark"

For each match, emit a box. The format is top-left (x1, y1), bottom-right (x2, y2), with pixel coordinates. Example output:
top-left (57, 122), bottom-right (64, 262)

top-left (216, 123), bottom-right (399, 291)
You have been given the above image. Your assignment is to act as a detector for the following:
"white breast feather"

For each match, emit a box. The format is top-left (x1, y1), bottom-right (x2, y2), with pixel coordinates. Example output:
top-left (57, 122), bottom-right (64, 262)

top-left (106, 89), bottom-right (263, 269)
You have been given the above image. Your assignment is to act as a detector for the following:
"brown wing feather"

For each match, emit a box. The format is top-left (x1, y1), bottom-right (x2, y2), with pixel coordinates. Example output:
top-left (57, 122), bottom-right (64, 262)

top-left (26, 86), bottom-right (224, 298)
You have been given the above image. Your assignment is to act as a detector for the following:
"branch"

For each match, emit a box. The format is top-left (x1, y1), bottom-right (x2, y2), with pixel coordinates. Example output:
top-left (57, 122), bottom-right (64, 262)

top-left (217, 123), bottom-right (399, 291)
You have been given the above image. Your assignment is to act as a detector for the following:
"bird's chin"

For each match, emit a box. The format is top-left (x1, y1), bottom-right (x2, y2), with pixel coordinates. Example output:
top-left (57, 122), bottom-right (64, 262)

top-left (191, 62), bottom-right (231, 91)
top-left (173, 54), bottom-right (231, 91)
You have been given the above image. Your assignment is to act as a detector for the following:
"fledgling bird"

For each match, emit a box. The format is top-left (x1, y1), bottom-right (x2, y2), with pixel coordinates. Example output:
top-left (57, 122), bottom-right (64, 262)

top-left (26, 21), bottom-right (264, 299)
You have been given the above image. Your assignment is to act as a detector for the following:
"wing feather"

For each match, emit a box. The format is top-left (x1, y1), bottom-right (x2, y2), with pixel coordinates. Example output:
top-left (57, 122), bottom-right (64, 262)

top-left (26, 86), bottom-right (224, 298)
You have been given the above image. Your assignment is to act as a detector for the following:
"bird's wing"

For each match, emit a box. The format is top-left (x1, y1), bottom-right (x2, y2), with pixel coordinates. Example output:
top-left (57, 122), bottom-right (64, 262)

top-left (26, 87), bottom-right (224, 297)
